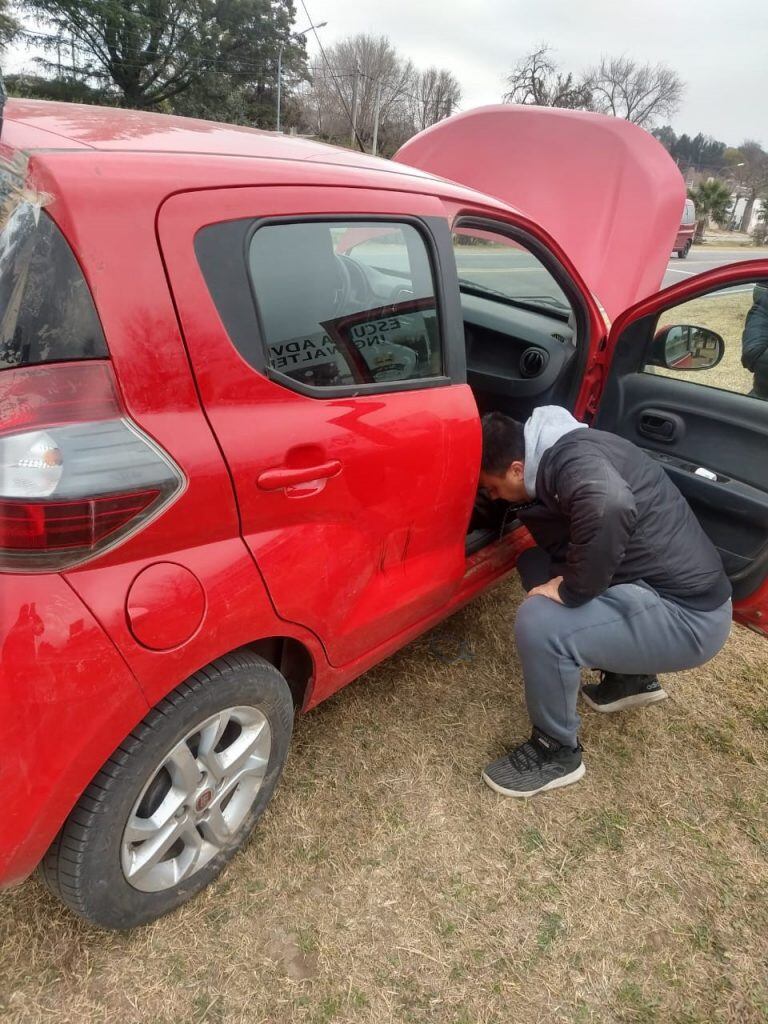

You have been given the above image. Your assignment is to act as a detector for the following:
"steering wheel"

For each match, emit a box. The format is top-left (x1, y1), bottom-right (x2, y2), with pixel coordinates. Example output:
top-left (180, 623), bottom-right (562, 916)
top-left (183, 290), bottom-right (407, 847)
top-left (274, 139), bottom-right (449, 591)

top-left (335, 254), bottom-right (374, 313)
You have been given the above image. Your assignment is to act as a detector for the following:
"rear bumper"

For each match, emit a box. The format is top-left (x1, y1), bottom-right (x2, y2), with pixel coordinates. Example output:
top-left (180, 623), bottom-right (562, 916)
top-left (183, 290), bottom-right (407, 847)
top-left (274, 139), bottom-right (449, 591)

top-left (674, 230), bottom-right (694, 249)
top-left (0, 573), bottom-right (148, 886)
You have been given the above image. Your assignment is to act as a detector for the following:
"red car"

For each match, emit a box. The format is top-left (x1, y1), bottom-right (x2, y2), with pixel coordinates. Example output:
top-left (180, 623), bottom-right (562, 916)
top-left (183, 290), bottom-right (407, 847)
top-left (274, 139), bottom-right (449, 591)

top-left (1, 101), bottom-right (767, 929)
top-left (673, 197), bottom-right (697, 258)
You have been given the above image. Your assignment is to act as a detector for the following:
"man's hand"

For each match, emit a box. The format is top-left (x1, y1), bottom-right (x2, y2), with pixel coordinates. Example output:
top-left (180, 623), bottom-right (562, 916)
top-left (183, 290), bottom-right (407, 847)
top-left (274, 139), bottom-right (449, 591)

top-left (528, 576), bottom-right (565, 604)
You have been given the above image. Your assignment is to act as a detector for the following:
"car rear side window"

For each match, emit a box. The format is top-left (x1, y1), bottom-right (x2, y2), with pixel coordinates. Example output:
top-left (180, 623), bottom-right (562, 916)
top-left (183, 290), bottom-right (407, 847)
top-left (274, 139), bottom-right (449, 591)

top-left (247, 221), bottom-right (443, 391)
top-left (0, 198), bottom-right (107, 370)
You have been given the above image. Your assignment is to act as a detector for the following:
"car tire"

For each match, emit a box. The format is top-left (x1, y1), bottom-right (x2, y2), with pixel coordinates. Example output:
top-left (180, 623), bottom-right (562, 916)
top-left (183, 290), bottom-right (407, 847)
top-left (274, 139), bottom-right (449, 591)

top-left (679, 241), bottom-right (691, 259)
top-left (39, 652), bottom-right (294, 929)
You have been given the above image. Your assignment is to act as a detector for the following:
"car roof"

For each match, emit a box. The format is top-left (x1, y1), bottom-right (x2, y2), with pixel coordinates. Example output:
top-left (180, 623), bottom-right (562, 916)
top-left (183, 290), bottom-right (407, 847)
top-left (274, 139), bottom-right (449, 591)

top-left (2, 98), bottom-right (431, 177)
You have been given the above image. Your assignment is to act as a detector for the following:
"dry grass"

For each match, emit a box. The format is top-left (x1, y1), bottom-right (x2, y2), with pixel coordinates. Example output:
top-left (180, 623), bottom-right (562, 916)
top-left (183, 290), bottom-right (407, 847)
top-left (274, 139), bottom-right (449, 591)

top-left (2, 578), bottom-right (768, 1024)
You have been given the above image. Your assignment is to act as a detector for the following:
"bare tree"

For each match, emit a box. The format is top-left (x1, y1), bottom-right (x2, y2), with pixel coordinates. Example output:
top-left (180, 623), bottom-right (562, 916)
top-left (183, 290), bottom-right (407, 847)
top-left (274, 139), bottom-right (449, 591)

top-left (410, 67), bottom-right (461, 132)
top-left (294, 34), bottom-right (459, 155)
top-left (503, 45), bottom-right (592, 109)
top-left (294, 35), bottom-right (411, 149)
top-left (586, 56), bottom-right (684, 128)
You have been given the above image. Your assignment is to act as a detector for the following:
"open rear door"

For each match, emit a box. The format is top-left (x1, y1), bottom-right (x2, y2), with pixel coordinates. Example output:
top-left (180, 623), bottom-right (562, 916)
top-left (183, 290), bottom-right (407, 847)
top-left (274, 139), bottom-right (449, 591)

top-left (594, 259), bottom-right (768, 637)
top-left (394, 105), bottom-right (685, 323)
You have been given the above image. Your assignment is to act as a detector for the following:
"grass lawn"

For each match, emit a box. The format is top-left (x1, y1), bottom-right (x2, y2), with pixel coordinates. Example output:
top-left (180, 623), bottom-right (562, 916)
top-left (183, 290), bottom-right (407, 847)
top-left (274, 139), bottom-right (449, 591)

top-left (1, 577), bottom-right (767, 1023)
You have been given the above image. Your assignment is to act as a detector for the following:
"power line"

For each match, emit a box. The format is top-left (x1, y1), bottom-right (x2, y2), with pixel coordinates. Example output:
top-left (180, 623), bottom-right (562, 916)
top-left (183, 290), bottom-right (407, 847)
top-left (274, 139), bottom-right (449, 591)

top-left (299, 0), bottom-right (365, 152)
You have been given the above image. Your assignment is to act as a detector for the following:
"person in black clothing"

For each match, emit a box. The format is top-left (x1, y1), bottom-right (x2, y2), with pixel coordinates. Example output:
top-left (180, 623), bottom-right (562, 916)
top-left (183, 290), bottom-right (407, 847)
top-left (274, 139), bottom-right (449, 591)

top-left (477, 407), bottom-right (731, 799)
top-left (741, 282), bottom-right (768, 400)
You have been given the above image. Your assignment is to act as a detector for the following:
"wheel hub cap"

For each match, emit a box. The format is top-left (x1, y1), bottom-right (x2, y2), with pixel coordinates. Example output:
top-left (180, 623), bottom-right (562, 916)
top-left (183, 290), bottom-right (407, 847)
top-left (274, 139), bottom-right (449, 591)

top-left (120, 705), bottom-right (271, 893)
top-left (195, 789), bottom-right (213, 813)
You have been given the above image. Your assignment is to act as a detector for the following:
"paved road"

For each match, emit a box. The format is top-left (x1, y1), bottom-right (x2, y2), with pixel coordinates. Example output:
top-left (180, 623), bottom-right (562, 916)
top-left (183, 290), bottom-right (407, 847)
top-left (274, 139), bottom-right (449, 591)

top-left (450, 245), bottom-right (768, 310)
top-left (661, 248), bottom-right (768, 290)
top-left (359, 244), bottom-right (768, 312)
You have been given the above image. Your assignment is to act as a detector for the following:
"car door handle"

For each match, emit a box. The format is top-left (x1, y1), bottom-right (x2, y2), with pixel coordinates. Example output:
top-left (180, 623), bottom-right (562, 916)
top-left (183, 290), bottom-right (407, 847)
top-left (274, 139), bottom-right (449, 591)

top-left (257, 460), bottom-right (342, 491)
top-left (637, 411), bottom-right (682, 444)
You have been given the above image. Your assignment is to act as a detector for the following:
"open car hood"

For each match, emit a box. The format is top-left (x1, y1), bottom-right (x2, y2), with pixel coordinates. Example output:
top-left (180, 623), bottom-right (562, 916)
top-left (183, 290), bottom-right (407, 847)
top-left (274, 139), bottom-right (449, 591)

top-left (394, 105), bottom-right (686, 322)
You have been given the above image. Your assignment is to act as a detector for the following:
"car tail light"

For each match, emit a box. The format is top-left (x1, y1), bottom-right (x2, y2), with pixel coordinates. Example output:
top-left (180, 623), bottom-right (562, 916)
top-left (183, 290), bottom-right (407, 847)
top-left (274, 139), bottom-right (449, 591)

top-left (0, 361), bottom-right (184, 572)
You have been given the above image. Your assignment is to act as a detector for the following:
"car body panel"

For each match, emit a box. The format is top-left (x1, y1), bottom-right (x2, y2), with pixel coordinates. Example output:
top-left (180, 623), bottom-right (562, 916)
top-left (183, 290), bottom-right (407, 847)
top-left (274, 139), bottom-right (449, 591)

top-left (65, 538), bottom-right (329, 708)
top-left (4, 97), bottom-right (443, 178)
top-left (158, 186), bottom-right (482, 667)
top-left (395, 104), bottom-right (686, 322)
top-left (0, 573), bottom-right (149, 885)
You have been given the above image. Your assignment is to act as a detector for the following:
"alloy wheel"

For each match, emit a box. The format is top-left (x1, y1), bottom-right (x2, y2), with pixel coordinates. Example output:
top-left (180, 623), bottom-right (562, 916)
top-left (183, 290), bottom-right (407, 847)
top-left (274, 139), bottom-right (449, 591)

top-left (120, 706), bottom-right (271, 893)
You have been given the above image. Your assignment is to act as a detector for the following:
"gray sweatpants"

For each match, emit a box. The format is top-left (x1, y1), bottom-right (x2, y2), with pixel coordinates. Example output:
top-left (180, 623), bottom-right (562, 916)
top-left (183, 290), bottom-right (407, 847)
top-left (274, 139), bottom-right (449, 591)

top-left (514, 576), bottom-right (732, 748)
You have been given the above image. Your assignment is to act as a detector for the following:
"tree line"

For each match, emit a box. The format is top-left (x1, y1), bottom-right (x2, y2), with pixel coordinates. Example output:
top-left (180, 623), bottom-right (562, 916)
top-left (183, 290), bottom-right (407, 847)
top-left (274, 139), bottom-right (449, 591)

top-left (653, 129), bottom-right (768, 236)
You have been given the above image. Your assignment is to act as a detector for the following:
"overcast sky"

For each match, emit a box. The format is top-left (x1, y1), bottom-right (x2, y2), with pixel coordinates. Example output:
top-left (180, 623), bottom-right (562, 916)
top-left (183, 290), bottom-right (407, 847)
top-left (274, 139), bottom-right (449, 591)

top-left (294, 0), bottom-right (767, 145)
top-left (4, 0), bottom-right (766, 145)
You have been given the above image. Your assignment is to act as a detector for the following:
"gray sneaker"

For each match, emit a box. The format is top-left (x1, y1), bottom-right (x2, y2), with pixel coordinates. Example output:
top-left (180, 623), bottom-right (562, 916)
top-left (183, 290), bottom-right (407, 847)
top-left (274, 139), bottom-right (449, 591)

top-left (582, 672), bottom-right (667, 713)
top-left (482, 728), bottom-right (585, 798)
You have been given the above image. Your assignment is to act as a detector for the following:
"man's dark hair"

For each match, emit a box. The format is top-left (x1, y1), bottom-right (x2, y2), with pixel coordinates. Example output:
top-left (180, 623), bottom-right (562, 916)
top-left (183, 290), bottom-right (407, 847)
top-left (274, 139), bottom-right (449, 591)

top-left (481, 412), bottom-right (526, 474)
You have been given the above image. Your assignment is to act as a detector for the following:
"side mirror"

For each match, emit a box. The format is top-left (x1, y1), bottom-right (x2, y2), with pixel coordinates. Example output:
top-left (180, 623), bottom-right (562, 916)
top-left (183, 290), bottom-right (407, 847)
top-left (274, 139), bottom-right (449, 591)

top-left (648, 325), bottom-right (725, 371)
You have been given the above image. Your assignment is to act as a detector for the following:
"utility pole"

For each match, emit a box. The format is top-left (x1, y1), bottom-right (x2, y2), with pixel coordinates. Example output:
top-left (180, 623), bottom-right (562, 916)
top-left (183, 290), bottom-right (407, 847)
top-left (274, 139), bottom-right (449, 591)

top-left (276, 45), bottom-right (284, 133)
top-left (371, 80), bottom-right (382, 156)
top-left (276, 21), bottom-right (327, 133)
top-left (350, 65), bottom-right (360, 149)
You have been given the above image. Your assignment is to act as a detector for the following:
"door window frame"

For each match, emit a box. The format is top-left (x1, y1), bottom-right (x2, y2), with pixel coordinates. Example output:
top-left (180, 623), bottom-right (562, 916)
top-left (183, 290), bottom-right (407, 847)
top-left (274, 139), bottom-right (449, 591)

top-left (451, 214), bottom-right (596, 412)
top-left (195, 213), bottom-right (464, 400)
top-left (602, 273), bottom-right (768, 397)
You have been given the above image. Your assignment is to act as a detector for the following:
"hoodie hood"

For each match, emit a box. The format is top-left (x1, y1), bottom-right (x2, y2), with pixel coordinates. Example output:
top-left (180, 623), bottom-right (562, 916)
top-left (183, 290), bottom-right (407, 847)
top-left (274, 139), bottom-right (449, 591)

top-left (524, 406), bottom-right (587, 498)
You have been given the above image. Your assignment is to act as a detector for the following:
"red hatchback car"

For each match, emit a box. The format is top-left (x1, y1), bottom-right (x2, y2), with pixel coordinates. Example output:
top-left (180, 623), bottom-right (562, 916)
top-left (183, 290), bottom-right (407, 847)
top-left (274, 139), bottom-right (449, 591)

top-left (2, 100), bottom-right (767, 929)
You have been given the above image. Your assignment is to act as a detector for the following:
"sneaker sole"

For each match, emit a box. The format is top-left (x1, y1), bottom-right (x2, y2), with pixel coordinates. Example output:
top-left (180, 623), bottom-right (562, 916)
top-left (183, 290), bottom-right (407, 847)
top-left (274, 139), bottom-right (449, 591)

top-left (481, 761), bottom-right (585, 799)
top-left (581, 688), bottom-right (668, 713)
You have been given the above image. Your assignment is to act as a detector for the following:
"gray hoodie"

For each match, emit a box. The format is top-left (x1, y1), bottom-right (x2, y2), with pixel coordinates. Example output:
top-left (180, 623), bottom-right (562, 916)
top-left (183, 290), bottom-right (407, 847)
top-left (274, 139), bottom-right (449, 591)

top-left (523, 406), bottom-right (587, 498)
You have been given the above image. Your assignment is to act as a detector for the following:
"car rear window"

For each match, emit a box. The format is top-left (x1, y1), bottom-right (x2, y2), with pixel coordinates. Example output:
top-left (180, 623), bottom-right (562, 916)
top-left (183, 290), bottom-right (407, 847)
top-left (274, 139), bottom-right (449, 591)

top-left (0, 178), bottom-right (107, 370)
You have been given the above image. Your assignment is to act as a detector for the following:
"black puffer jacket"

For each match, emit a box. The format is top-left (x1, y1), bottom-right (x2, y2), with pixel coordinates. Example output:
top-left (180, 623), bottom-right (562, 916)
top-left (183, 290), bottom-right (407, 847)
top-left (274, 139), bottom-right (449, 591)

top-left (517, 428), bottom-right (731, 609)
top-left (741, 283), bottom-right (768, 399)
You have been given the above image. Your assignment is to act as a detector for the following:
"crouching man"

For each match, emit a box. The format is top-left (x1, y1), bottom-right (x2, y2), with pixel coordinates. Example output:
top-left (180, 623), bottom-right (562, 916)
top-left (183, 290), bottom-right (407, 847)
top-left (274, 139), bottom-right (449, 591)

top-left (479, 407), bottom-right (732, 798)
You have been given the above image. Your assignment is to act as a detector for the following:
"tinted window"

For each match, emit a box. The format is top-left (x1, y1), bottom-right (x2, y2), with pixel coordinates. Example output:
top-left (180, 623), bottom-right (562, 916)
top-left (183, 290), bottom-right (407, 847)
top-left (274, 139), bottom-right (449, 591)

top-left (248, 221), bottom-right (442, 390)
top-left (0, 201), bottom-right (107, 370)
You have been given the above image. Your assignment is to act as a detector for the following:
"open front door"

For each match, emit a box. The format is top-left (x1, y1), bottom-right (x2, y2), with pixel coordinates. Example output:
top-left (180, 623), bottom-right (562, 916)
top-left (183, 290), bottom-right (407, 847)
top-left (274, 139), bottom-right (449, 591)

top-left (595, 259), bottom-right (768, 636)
